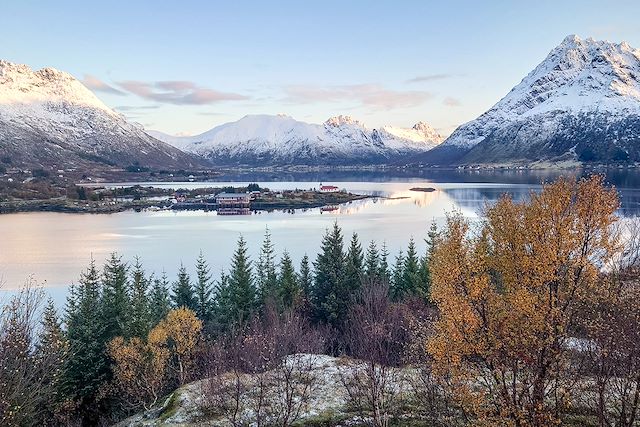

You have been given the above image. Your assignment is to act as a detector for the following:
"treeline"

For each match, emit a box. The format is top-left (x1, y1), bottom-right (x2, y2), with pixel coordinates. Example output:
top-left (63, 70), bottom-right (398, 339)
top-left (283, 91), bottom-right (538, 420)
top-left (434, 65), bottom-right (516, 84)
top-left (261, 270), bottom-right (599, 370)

top-left (0, 220), bottom-right (436, 426)
top-left (2, 175), bottom-right (640, 427)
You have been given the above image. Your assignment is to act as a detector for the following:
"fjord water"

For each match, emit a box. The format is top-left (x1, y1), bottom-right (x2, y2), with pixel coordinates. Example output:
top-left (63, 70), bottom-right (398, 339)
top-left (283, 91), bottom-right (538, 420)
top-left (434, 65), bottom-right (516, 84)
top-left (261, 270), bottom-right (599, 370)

top-left (1, 170), bottom-right (640, 305)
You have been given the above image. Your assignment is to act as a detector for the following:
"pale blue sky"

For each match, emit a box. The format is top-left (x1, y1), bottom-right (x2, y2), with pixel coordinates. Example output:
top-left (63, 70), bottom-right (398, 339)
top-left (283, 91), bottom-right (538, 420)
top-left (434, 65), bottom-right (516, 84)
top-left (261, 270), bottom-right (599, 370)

top-left (2, 0), bottom-right (639, 135)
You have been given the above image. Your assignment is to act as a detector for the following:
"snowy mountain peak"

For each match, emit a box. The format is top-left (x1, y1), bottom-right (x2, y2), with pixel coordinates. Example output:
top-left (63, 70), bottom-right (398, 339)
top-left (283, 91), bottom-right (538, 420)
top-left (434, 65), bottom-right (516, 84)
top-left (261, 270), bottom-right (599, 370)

top-left (421, 36), bottom-right (640, 165)
top-left (439, 35), bottom-right (640, 152)
top-left (151, 114), bottom-right (442, 165)
top-left (0, 59), bottom-right (201, 169)
top-left (324, 115), bottom-right (363, 128)
top-left (0, 59), bottom-right (115, 115)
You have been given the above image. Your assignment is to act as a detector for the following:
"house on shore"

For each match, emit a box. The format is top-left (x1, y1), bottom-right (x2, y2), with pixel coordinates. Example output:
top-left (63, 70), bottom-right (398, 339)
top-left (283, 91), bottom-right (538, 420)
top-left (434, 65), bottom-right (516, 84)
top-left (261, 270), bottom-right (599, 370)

top-left (320, 185), bottom-right (339, 193)
top-left (215, 192), bottom-right (251, 215)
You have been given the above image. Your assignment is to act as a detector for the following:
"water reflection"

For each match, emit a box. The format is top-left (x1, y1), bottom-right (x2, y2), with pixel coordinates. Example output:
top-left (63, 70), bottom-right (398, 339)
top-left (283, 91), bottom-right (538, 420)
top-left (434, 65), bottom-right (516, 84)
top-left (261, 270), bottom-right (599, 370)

top-left (2, 171), bottom-right (640, 305)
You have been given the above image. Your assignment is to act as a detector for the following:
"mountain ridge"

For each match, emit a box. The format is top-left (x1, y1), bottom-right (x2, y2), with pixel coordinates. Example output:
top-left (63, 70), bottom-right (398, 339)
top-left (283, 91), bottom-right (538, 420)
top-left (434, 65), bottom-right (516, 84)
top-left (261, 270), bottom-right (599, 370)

top-left (0, 60), bottom-right (205, 171)
top-left (419, 34), bottom-right (640, 165)
top-left (150, 114), bottom-right (444, 166)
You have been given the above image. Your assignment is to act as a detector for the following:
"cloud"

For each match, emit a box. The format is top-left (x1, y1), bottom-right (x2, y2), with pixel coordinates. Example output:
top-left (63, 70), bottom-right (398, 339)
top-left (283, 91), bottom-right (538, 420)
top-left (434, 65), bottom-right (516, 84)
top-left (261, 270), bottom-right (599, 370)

top-left (117, 80), bottom-right (247, 105)
top-left (283, 84), bottom-right (432, 110)
top-left (406, 74), bottom-right (454, 84)
top-left (82, 75), bottom-right (126, 95)
top-left (443, 97), bottom-right (461, 107)
top-left (114, 105), bottom-right (160, 112)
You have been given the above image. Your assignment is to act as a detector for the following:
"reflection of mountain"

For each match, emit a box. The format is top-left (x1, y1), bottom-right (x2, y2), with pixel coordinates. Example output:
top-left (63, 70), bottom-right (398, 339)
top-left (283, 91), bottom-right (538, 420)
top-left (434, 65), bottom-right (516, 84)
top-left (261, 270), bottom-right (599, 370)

top-left (442, 186), bottom-right (640, 217)
top-left (321, 189), bottom-right (442, 215)
top-left (441, 187), bottom-right (535, 212)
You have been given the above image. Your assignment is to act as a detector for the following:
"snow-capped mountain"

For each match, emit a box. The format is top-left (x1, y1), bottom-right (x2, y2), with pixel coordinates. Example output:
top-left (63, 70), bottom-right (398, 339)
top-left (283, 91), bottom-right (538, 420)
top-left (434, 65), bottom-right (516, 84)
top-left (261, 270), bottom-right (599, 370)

top-left (421, 35), bottom-right (640, 165)
top-left (0, 60), bottom-right (203, 170)
top-left (151, 114), bottom-right (443, 166)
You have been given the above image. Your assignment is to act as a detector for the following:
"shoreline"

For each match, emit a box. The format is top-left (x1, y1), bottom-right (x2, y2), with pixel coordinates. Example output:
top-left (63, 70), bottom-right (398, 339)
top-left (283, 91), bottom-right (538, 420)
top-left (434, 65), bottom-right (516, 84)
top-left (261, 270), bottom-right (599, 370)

top-left (0, 192), bottom-right (373, 215)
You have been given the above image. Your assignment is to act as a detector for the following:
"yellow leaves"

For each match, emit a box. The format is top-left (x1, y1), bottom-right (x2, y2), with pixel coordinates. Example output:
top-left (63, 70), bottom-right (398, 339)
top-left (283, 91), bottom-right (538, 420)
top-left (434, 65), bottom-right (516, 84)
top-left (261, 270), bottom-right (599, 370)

top-left (108, 308), bottom-right (203, 408)
top-left (427, 175), bottom-right (620, 425)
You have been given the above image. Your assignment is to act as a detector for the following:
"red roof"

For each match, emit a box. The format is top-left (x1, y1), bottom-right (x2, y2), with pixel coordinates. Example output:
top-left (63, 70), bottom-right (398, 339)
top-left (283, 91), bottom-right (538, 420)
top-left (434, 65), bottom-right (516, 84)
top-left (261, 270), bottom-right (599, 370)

top-left (321, 185), bottom-right (339, 190)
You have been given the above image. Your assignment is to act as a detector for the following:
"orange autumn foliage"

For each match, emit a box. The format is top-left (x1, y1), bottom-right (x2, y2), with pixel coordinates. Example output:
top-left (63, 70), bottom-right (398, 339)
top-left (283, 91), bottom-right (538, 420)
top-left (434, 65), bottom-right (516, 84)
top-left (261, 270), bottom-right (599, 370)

top-left (108, 307), bottom-right (202, 410)
top-left (428, 175), bottom-right (620, 427)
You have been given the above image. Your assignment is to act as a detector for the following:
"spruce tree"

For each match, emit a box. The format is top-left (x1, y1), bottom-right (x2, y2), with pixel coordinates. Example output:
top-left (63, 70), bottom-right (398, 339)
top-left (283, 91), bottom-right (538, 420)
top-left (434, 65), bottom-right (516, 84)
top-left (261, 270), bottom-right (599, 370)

top-left (298, 254), bottom-right (312, 298)
top-left (172, 264), bottom-right (196, 310)
top-left (256, 227), bottom-right (278, 306)
top-left (312, 222), bottom-right (346, 326)
top-left (390, 250), bottom-right (405, 300)
top-left (214, 270), bottom-right (232, 329)
top-left (344, 232), bottom-right (364, 292)
top-left (149, 270), bottom-right (171, 325)
top-left (364, 240), bottom-right (379, 283)
top-left (36, 299), bottom-right (67, 422)
top-left (379, 241), bottom-right (391, 284)
top-left (100, 253), bottom-right (129, 342)
top-left (401, 237), bottom-right (428, 299)
top-left (64, 260), bottom-right (109, 419)
top-left (227, 236), bottom-right (256, 324)
top-left (278, 251), bottom-right (301, 310)
top-left (129, 257), bottom-right (151, 338)
top-left (194, 251), bottom-right (214, 322)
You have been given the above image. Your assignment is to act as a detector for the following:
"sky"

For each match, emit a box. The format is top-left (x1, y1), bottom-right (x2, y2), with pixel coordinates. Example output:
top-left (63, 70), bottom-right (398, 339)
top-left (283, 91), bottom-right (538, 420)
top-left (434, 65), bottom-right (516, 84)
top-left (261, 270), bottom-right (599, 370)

top-left (2, 0), bottom-right (640, 136)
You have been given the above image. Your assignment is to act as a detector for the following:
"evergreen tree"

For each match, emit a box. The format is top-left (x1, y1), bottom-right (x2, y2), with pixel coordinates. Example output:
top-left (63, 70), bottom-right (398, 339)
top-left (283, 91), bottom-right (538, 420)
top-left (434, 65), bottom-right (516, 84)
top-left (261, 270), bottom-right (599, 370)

top-left (149, 270), bottom-right (171, 326)
top-left (398, 237), bottom-right (429, 300)
top-left (172, 264), bottom-right (196, 310)
top-left (344, 232), bottom-right (364, 292)
top-left (129, 257), bottom-right (151, 338)
top-left (213, 270), bottom-right (232, 329)
top-left (379, 241), bottom-right (391, 284)
top-left (312, 222), bottom-right (347, 326)
top-left (100, 253), bottom-right (129, 342)
top-left (390, 250), bottom-right (404, 299)
top-left (64, 260), bottom-right (109, 420)
top-left (256, 227), bottom-right (278, 305)
top-left (36, 299), bottom-right (67, 422)
top-left (364, 240), bottom-right (379, 282)
top-left (298, 254), bottom-right (312, 297)
top-left (278, 251), bottom-right (301, 309)
top-left (226, 236), bottom-right (256, 324)
top-left (194, 251), bottom-right (214, 322)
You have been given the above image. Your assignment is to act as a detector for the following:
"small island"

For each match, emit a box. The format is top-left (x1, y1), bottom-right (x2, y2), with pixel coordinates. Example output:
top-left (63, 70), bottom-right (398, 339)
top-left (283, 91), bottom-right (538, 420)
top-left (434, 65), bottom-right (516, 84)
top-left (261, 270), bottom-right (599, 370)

top-left (409, 186), bottom-right (437, 192)
top-left (0, 181), bottom-right (371, 214)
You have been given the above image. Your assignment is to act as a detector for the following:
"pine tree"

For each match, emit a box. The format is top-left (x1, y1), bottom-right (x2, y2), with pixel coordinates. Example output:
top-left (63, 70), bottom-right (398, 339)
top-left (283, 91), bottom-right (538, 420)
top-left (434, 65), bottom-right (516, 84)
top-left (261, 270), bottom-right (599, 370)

top-left (64, 260), bottom-right (109, 420)
top-left (227, 236), bottom-right (256, 324)
top-left (129, 257), bottom-right (151, 338)
top-left (364, 240), bottom-right (379, 283)
top-left (101, 253), bottom-right (129, 342)
top-left (172, 264), bottom-right (196, 310)
top-left (36, 299), bottom-right (67, 421)
top-left (298, 254), bottom-right (312, 298)
top-left (194, 251), bottom-right (214, 322)
top-left (390, 250), bottom-right (404, 300)
top-left (312, 222), bottom-right (346, 326)
top-left (344, 232), bottom-right (364, 292)
top-left (149, 271), bottom-right (171, 326)
top-left (256, 227), bottom-right (278, 306)
top-left (278, 251), bottom-right (301, 310)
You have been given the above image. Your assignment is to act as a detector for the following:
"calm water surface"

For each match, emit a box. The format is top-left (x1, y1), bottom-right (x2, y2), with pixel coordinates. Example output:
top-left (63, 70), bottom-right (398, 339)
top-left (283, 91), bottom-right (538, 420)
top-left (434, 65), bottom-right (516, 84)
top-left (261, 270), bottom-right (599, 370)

top-left (2, 170), bottom-right (639, 305)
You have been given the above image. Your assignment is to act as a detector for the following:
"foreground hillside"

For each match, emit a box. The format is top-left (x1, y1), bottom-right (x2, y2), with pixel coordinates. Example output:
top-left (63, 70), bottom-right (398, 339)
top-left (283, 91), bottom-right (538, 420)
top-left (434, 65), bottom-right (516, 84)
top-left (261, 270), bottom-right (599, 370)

top-left (118, 354), bottom-right (416, 427)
